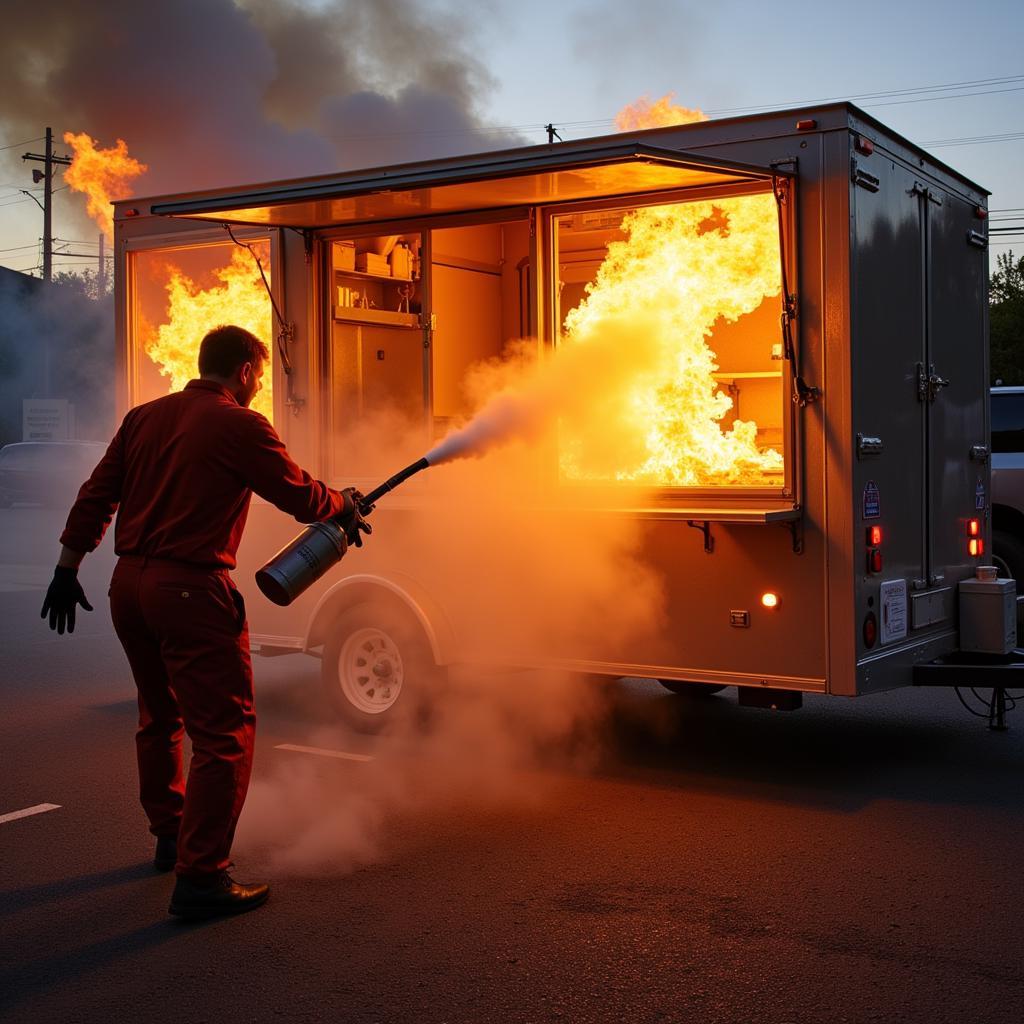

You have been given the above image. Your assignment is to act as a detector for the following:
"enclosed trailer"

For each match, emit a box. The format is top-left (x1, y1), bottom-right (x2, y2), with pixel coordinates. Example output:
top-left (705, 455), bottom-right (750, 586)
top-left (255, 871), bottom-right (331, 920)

top-left (112, 102), bottom-right (997, 728)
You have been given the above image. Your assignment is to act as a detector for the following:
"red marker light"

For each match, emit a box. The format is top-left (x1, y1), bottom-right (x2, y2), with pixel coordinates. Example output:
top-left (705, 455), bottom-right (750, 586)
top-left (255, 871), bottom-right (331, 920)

top-left (866, 525), bottom-right (883, 546)
top-left (863, 612), bottom-right (878, 649)
top-left (967, 519), bottom-right (980, 537)
top-left (969, 538), bottom-right (984, 557)
top-left (855, 135), bottom-right (874, 155)
top-left (868, 549), bottom-right (883, 573)
top-left (796, 118), bottom-right (817, 131)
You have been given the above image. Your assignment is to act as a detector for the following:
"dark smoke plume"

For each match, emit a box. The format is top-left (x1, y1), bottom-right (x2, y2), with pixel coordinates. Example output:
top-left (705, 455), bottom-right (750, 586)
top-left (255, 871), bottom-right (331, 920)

top-left (0, 0), bottom-right (522, 224)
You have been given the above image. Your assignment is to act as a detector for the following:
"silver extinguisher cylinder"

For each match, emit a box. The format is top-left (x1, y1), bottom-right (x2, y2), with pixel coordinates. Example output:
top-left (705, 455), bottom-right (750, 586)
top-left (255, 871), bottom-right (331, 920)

top-left (255, 519), bottom-right (348, 607)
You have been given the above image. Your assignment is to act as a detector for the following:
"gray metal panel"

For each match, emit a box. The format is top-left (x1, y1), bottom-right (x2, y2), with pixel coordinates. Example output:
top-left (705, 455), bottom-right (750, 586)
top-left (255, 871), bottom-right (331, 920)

top-left (926, 191), bottom-right (990, 585)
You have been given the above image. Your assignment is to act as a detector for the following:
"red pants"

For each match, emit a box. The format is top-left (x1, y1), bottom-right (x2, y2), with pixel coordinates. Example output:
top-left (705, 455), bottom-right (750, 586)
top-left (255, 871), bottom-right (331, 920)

top-left (109, 556), bottom-right (255, 880)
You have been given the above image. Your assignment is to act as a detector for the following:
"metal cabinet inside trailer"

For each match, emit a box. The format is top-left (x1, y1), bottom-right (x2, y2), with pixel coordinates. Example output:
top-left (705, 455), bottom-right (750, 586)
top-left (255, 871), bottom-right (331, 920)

top-left (113, 102), bottom-right (989, 716)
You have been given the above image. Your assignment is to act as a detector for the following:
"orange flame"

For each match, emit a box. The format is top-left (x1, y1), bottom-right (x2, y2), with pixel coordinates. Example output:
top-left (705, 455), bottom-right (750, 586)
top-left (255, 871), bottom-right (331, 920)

top-left (145, 244), bottom-right (274, 420)
top-left (62, 132), bottom-right (147, 240)
top-left (560, 193), bottom-right (783, 486)
top-left (614, 93), bottom-right (708, 131)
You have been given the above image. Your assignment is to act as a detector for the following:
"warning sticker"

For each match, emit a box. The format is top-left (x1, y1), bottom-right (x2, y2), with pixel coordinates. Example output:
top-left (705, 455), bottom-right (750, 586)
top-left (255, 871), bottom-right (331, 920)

top-left (879, 579), bottom-right (908, 645)
top-left (863, 480), bottom-right (881, 520)
top-left (975, 477), bottom-right (986, 511)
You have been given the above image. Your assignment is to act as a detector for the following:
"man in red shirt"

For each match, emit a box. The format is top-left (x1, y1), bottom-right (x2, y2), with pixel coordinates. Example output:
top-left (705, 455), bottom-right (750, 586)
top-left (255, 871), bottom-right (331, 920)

top-left (41, 324), bottom-right (366, 919)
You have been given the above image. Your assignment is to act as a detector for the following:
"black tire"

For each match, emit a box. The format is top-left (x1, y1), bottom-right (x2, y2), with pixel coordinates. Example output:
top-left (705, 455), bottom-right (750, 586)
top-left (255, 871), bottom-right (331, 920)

top-left (658, 680), bottom-right (726, 697)
top-left (992, 529), bottom-right (1024, 582)
top-left (321, 601), bottom-right (445, 733)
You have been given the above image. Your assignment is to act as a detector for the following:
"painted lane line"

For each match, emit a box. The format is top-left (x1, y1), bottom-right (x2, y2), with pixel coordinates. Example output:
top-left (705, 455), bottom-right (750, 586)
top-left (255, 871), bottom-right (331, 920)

top-left (274, 743), bottom-right (374, 763)
top-left (0, 803), bottom-right (61, 825)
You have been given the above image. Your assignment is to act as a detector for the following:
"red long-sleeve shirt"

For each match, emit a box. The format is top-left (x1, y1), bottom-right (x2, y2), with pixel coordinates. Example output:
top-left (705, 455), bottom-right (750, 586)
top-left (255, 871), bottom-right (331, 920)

top-left (61, 379), bottom-right (345, 568)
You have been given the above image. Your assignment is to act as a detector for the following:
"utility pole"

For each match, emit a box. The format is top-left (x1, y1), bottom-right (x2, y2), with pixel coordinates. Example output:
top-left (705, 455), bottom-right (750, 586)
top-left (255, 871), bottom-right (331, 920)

top-left (97, 232), bottom-right (106, 297)
top-left (22, 128), bottom-right (72, 283)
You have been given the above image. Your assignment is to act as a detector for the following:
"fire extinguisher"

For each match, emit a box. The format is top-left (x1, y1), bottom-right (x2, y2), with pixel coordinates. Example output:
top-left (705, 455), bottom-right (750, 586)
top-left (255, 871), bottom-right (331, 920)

top-left (255, 457), bottom-right (429, 606)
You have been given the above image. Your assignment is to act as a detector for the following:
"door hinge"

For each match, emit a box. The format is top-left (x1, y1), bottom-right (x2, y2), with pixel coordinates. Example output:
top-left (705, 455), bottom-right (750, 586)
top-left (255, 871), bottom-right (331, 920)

top-left (909, 182), bottom-right (943, 205)
top-left (966, 229), bottom-right (988, 249)
top-left (916, 362), bottom-right (950, 402)
top-left (970, 444), bottom-right (989, 463)
top-left (852, 158), bottom-right (880, 192)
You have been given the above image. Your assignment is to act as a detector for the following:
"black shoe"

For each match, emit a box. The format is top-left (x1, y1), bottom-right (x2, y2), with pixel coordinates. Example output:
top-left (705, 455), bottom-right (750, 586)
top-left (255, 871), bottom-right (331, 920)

top-left (154, 836), bottom-right (177, 872)
top-left (168, 872), bottom-right (270, 919)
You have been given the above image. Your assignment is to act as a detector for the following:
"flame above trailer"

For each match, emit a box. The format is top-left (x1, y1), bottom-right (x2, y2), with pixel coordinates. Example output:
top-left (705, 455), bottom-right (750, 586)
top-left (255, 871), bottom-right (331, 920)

top-left (143, 244), bottom-right (274, 421)
top-left (62, 132), bottom-right (147, 240)
top-left (614, 93), bottom-right (708, 131)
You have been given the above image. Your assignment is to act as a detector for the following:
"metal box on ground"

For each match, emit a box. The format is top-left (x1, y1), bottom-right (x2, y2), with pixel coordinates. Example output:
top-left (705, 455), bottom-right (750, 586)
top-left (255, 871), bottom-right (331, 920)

top-left (959, 575), bottom-right (1017, 654)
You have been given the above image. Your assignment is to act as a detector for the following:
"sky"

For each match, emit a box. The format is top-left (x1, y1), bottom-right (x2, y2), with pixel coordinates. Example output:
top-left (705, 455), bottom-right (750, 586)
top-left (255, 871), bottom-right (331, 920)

top-left (0, 0), bottom-right (1021, 276)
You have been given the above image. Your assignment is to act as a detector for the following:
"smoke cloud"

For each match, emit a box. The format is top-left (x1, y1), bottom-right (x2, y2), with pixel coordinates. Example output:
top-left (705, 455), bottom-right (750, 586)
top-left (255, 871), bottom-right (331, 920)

top-left (236, 315), bottom-right (675, 875)
top-left (0, 0), bottom-right (522, 234)
top-left (0, 270), bottom-right (114, 444)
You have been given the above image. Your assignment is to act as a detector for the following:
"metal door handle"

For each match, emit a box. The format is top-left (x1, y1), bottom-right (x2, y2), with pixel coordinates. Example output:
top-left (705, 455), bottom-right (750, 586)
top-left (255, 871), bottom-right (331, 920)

top-left (928, 373), bottom-right (950, 401)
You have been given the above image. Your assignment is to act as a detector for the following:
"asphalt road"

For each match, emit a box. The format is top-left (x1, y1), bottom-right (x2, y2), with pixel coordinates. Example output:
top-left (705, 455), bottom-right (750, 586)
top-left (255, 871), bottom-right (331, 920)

top-left (1, 508), bottom-right (1023, 1024)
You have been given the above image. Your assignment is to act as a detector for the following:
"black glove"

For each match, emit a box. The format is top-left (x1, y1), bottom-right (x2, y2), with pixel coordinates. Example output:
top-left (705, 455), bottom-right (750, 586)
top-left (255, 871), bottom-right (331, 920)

top-left (40, 566), bottom-right (94, 635)
top-left (336, 486), bottom-right (372, 548)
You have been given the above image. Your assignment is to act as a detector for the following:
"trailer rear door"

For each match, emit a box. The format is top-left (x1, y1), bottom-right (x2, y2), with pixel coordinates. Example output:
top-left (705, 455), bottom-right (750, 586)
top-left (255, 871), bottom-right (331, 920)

top-left (925, 191), bottom-right (989, 583)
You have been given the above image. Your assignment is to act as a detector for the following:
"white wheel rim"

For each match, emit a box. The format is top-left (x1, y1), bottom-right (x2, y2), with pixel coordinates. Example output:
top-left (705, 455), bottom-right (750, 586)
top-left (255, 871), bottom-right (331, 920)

top-left (337, 627), bottom-right (404, 715)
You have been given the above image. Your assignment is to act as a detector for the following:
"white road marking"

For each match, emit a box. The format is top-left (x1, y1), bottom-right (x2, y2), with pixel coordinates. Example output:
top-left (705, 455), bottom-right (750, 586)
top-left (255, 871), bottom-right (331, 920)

top-left (0, 563), bottom-right (50, 593)
top-left (0, 803), bottom-right (61, 825)
top-left (274, 743), bottom-right (374, 763)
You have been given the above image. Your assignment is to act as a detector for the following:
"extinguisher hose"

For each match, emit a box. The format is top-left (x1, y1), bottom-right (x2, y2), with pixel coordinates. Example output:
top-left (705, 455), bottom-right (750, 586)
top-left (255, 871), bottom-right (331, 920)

top-left (358, 457), bottom-right (430, 512)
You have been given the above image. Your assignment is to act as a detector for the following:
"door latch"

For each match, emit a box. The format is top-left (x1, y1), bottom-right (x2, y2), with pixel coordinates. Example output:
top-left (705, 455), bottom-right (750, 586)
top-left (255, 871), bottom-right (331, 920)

top-left (917, 363), bottom-right (950, 402)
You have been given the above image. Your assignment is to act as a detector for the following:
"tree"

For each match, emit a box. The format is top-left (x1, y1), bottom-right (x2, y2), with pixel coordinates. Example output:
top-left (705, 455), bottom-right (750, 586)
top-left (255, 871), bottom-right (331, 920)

top-left (990, 250), bottom-right (1024, 385)
top-left (52, 267), bottom-right (113, 302)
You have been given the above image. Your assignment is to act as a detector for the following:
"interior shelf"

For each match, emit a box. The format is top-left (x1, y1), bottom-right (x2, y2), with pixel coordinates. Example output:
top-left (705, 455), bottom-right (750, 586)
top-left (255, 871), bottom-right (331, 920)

top-left (334, 268), bottom-right (415, 283)
top-left (711, 371), bottom-right (782, 380)
top-left (333, 306), bottom-right (420, 328)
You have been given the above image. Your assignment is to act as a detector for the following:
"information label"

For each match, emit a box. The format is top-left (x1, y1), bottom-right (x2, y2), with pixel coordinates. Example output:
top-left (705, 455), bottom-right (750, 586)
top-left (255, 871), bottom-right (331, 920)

top-left (879, 579), bottom-right (908, 645)
top-left (863, 480), bottom-right (881, 520)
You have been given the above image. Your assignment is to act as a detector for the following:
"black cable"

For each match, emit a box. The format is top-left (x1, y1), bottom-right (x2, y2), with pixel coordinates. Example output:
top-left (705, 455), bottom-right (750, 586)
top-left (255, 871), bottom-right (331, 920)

top-left (222, 224), bottom-right (292, 376)
top-left (955, 687), bottom-right (993, 718)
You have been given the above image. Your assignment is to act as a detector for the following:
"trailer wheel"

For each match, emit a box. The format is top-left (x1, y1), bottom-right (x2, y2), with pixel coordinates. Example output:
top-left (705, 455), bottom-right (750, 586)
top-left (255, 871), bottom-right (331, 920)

top-left (992, 530), bottom-right (1024, 583)
top-left (321, 602), bottom-right (444, 733)
top-left (658, 680), bottom-right (726, 697)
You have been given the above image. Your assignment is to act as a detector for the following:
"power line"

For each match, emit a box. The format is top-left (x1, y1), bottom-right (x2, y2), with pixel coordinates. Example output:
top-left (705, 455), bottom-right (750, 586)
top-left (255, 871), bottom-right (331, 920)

top-left (922, 130), bottom-right (1024, 148)
top-left (0, 135), bottom-right (45, 152)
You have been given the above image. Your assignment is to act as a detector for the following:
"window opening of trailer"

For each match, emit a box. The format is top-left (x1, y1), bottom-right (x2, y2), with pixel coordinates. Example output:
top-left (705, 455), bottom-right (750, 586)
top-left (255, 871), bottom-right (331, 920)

top-left (553, 189), bottom-right (786, 490)
top-left (129, 238), bottom-right (274, 421)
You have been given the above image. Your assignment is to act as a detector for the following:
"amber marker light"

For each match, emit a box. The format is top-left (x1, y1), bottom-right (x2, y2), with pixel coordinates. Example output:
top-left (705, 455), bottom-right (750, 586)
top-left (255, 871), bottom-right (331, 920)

top-left (761, 592), bottom-right (780, 609)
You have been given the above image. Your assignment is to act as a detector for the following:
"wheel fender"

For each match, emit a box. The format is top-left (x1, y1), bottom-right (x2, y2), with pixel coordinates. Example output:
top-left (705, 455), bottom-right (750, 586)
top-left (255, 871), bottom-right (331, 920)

top-left (304, 571), bottom-right (456, 666)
